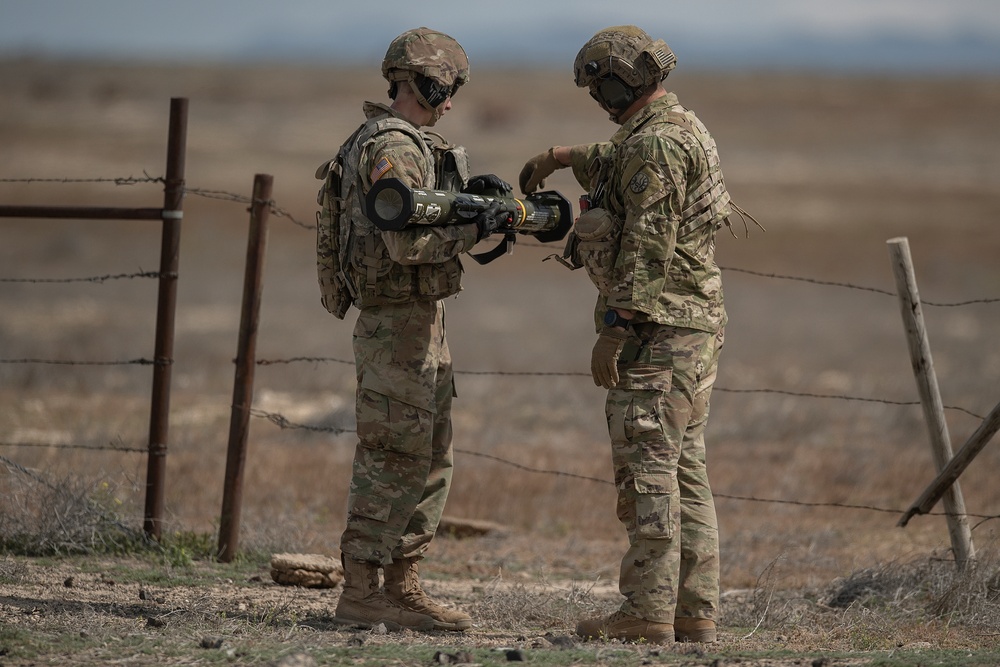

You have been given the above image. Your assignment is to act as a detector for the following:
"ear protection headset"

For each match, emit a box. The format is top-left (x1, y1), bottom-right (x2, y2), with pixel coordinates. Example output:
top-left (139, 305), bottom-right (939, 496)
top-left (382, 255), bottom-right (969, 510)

top-left (586, 60), bottom-right (636, 111)
top-left (576, 32), bottom-right (677, 116)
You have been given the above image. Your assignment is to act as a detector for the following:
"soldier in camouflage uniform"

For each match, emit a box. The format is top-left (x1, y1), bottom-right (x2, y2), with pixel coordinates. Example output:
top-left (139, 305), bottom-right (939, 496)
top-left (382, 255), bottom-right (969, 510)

top-left (315, 27), bottom-right (509, 632)
top-left (520, 25), bottom-right (744, 644)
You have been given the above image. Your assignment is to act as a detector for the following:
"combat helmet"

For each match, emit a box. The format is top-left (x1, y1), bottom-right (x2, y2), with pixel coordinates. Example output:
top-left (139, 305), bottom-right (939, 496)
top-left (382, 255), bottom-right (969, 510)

top-left (382, 27), bottom-right (470, 112)
top-left (574, 25), bottom-right (676, 115)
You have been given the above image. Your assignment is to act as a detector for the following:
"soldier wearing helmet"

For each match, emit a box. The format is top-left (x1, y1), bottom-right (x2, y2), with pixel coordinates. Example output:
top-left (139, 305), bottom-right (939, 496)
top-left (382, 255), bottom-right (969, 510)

top-left (520, 25), bottom-right (758, 644)
top-left (315, 27), bottom-right (509, 633)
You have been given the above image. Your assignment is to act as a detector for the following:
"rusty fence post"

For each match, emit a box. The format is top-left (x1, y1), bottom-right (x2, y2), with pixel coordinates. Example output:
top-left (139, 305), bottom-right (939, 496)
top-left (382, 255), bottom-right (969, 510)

top-left (144, 97), bottom-right (188, 541)
top-left (218, 173), bottom-right (273, 562)
top-left (887, 236), bottom-right (975, 567)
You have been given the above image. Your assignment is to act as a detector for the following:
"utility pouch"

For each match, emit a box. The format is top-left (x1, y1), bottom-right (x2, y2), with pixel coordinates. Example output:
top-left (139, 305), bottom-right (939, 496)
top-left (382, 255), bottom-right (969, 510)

top-left (573, 207), bottom-right (621, 295)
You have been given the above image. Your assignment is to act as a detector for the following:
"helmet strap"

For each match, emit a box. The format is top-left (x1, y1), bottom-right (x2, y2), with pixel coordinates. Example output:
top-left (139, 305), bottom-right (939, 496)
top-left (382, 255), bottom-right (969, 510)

top-left (407, 79), bottom-right (443, 126)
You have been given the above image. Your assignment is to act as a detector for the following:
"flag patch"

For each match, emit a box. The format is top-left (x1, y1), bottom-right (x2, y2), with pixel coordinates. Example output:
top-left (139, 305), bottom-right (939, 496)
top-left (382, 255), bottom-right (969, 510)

top-left (369, 156), bottom-right (393, 183)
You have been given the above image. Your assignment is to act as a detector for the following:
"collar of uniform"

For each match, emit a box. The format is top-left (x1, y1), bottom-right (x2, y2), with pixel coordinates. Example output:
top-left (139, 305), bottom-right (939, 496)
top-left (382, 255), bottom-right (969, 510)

top-left (362, 100), bottom-right (413, 125)
top-left (609, 92), bottom-right (681, 145)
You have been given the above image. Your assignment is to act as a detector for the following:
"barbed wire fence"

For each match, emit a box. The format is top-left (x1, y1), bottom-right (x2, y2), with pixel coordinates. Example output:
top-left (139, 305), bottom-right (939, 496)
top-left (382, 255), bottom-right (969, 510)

top-left (2, 173), bottom-right (1000, 552)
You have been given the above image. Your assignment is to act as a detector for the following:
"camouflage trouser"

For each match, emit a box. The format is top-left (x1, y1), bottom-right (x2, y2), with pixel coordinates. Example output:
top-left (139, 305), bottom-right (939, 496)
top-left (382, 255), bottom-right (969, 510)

top-left (339, 300), bottom-right (455, 565)
top-left (608, 324), bottom-right (723, 623)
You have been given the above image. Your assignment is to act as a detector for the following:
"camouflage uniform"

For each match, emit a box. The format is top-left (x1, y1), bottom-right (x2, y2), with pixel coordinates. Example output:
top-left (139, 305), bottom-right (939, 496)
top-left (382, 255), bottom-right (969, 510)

top-left (567, 92), bottom-right (730, 624)
top-left (326, 101), bottom-right (479, 565)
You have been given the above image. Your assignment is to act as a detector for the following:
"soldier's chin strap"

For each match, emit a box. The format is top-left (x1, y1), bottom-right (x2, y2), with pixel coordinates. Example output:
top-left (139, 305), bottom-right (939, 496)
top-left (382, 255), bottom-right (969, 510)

top-left (407, 80), bottom-right (445, 127)
top-left (469, 231), bottom-right (517, 265)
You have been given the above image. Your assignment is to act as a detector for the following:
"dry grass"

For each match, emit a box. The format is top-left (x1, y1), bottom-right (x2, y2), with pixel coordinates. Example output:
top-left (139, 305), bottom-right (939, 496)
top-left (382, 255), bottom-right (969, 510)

top-left (2, 58), bottom-right (1000, 662)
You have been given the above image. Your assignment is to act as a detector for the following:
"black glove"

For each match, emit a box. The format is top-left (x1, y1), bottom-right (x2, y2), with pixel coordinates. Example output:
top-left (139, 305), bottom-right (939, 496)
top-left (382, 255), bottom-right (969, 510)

top-left (472, 200), bottom-right (503, 242)
top-left (463, 174), bottom-right (513, 196)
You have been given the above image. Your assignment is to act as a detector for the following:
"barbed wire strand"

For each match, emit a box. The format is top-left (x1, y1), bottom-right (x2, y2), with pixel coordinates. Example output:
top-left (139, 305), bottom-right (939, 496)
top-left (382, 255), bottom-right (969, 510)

top-left (0, 358), bottom-right (162, 367)
top-left (718, 266), bottom-right (1000, 307)
top-left (0, 441), bottom-right (146, 453)
top-left (0, 271), bottom-right (167, 284)
top-left (244, 407), bottom-right (999, 525)
top-left (186, 183), bottom-right (1000, 306)
top-left (3, 178), bottom-right (997, 305)
top-left (0, 174), bottom-right (163, 186)
top-left (252, 356), bottom-right (985, 420)
top-left (184, 188), bottom-right (314, 230)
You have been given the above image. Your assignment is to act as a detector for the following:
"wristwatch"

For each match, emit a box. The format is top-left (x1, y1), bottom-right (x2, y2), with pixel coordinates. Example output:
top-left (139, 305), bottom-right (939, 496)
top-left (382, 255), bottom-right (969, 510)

top-left (603, 309), bottom-right (630, 330)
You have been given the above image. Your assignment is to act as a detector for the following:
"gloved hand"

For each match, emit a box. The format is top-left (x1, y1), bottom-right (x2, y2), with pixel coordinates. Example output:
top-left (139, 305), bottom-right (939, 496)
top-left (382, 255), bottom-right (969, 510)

top-left (591, 327), bottom-right (629, 389)
top-left (472, 200), bottom-right (503, 242)
top-left (463, 174), bottom-right (513, 196)
top-left (519, 147), bottom-right (563, 194)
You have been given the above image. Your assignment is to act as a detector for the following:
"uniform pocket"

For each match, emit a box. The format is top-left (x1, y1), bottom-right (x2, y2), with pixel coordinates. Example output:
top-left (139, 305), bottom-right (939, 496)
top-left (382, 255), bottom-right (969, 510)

top-left (619, 364), bottom-right (672, 392)
top-left (632, 471), bottom-right (676, 540)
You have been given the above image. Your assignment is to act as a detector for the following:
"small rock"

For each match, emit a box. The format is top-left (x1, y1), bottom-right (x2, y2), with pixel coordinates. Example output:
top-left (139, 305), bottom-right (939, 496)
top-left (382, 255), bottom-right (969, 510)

top-left (505, 649), bottom-right (526, 661)
top-left (200, 636), bottom-right (224, 649)
top-left (145, 616), bottom-right (166, 628)
top-left (272, 653), bottom-right (317, 667)
top-left (63, 576), bottom-right (74, 588)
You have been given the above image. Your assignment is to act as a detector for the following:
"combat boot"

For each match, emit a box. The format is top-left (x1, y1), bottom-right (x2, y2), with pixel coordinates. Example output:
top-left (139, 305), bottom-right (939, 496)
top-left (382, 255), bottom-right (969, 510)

top-left (575, 610), bottom-right (674, 643)
top-left (674, 617), bottom-right (717, 642)
top-left (383, 557), bottom-right (472, 631)
top-left (335, 557), bottom-right (436, 631)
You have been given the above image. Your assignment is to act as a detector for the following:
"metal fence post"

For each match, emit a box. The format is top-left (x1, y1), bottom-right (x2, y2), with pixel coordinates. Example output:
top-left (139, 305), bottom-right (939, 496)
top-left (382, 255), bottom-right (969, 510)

top-left (218, 173), bottom-right (273, 562)
top-left (144, 97), bottom-right (188, 541)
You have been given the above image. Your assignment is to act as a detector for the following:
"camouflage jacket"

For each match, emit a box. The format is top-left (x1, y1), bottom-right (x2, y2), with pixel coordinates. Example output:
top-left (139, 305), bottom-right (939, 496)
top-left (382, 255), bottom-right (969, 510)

top-left (329, 102), bottom-right (479, 309)
top-left (568, 93), bottom-right (730, 333)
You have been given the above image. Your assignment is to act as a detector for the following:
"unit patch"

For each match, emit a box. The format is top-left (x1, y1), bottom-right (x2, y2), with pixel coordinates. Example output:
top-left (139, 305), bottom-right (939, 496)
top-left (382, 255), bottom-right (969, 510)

top-left (629, 171), bottom-right (649, 194)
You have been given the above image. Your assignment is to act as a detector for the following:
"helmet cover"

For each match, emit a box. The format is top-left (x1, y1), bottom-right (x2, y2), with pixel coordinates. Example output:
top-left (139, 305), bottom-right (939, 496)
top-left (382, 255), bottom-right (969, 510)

top-left (573, 25), bottom-right (676, 92)
top-left (382, 27), bottom-right (470, 93)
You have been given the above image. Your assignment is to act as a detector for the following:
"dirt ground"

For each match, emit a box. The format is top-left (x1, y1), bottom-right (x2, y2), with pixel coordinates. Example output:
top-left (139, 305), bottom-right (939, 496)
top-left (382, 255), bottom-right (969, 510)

top-left (2, 58), bottom-right (1000, 664)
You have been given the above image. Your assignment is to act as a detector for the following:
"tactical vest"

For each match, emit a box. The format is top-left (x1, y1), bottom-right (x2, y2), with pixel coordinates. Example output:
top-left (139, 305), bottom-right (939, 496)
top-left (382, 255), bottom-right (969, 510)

top-left (659, 105), bottom-right (732, 238)
top-left (316, 105), bottom-right (469, 317)
top-left (558, 102), bottom-right (732, 294)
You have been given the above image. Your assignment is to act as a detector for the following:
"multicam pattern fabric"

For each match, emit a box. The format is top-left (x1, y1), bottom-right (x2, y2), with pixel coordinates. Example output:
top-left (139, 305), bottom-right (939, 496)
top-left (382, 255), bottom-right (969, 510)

top-left (327, 103), bottom-right (477, 567)
top-left (566, 91), bottom-right (731, 624)
top-left (340, 300), bottom-right (456, 565)
top-left (609, 325), bottom-right (723, 622)
top-left (568, 93), bottom-right (730, 334)
top-left (382, 27), bottom-right (470, 90)
top-left (318, 102), bottom-right (479, 312)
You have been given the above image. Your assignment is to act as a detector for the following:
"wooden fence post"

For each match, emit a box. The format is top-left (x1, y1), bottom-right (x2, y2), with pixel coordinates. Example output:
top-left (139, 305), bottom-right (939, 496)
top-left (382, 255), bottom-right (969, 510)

top-left (887, 237), bottom-right (975, 567)
top-left (900, 399), bottom-right (1000, 526)
top-left (218, 173), bottom-right (273, 563)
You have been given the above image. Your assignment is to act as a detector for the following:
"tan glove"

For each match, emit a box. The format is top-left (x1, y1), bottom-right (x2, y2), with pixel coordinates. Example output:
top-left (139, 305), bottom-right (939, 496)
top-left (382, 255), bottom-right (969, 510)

top-left (519, 147), bottom-right (563, 194)
top-left (590, 327), bottom-right (630, 389)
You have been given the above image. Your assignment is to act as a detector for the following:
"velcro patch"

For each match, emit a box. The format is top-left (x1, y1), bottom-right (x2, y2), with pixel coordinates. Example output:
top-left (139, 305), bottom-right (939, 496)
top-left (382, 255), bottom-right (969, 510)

top-left (369, 156), bottom-right (393, 183)
top-left (624, 163), bottom-right (669, 211)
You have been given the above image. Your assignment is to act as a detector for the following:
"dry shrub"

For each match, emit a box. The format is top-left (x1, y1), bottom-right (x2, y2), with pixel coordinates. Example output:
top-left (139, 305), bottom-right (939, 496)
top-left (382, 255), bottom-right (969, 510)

top-left (472, 573), bottom-right (612, 634)
top-left (0, 456), bottom-right (146, 556)
top-left (0, 556), bottom-right (28, 583)
top-left (822, 541), bottom-right (1000, 633)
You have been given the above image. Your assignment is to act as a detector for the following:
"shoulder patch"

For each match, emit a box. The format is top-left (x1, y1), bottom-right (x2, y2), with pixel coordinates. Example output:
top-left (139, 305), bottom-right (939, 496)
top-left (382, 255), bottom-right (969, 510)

top-left (369, 156), bottom-right (393, 183)
top-left (629, 171), bottom-right (650, 194)
top-left (623, 162), bottom-right (670, 212)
